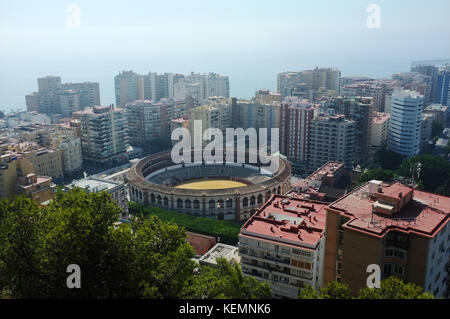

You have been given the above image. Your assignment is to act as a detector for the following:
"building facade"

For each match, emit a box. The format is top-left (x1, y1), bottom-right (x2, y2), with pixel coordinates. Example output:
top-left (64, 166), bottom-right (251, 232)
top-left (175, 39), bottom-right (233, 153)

top-left (239, 194), bottom-right (327, 298)
top-left (74, 106), bottom-right (129, 165)
top-left (324, 180), bottom-right (450, 298)
top-left (387, 90), bottom-right (424, 157)
top-left (308, 115), bottom-right (356, 171)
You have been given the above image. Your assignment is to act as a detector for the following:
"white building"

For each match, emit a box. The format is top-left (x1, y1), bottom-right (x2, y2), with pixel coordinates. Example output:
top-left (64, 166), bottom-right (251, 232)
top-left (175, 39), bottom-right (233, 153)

top-left (239, 194), bottom-right (327, 299)
top-left (72, 177), bottom-right (129, 219)
top-left (387, 90), bottom-right (424, 157)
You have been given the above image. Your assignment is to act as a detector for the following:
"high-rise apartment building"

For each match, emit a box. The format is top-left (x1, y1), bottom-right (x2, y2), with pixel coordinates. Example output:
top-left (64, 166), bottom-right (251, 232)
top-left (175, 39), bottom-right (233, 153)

top-left (279, 97), bottom-right (318, 167)
top-left (74, 106), bottom-right (129, 164)
top-left (59, 90), bottom-right (81, 118)
top-left (308, 115), bottom-right (356, 170)
top-left (26, 77), bottom-right (100, 116)
top-left (324, 180), bottom-right (450, 298)
top-left (239, 194), bottom-right (327, 298)
top-left (125, 99), bottom-right (187, 151)
top-left (114, 71), bottom-right (144, 107)
top-left (341, 82), bottom-right (383, 111)
top-left (433, 71), bottom-right (450, 106)
top-left (143, 72), bottom-right (174, 103)
top-left (277, 68), bottom-right (340, 99)
top-left (387, 90), bottom-right (424, 157)
top-left (342, 97), bottom-right (374, 163)
top-left (370, 112), bottom-right (390, 149)
top-left (189, 98), bottom-right (232, 146)
top-left (61, 82), bottom-right (101, 108)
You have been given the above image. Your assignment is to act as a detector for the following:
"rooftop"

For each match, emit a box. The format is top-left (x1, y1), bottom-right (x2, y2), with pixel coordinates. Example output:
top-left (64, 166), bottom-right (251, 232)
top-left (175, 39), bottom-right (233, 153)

top-left (198, 243), bottom-right (239, 265)
top-left (329, 181), bottom-right (450, 238)
top-left (372, 112), bottom-right (391, 124)
top-left (72, 177), bottom-right (122, 193)
top-left (425, 104), bottom-right (448, 112)
top-left (186, 232), bottom-right (217, 256)
top-left (240, 194), bottom-right (327, 250)
top-left (308, 162), bottom-right (344, 181)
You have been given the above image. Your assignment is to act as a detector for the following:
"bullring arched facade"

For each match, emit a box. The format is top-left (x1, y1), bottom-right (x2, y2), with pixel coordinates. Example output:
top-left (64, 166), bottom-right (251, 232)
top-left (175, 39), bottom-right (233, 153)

top-left (129, 151), bottom-right (292, 221)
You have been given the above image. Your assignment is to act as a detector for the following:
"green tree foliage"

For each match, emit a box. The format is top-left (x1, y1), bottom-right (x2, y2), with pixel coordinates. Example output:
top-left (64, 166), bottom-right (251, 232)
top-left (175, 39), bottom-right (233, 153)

top-left (358, 167), bottom-right (395, 184)
top-left (399, 154), bottom-right (450, 195)
top-left (183, 258), bottom-right (271, 299)
top-left (358, 277), bottom-right (434, 299)
top-left (373, 148), bottom-right (405, 170)
top-left (299, 277), bottom-right (435, 299)
top-left (431, 119), bottom-right (445, 139)
top-left (299, 281), bottom-right (352, 299)
top-left (0, 189), bottom-right (269, 299)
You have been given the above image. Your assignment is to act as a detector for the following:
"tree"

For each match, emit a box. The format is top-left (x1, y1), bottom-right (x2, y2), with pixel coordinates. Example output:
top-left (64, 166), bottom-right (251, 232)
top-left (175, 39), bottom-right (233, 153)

top-left (399, 154), bottom-right (450, 195)
top-left (182, 258), bottom-right (271, 299)
top-left (358, 167), bottom-right (395, 184)
top-left (299, 281), bottom-right (352, 299)
top-left (299, 277), bottom-right (435, 299)
top-left (373, 148), bottom-right (404, 171)
top-left (358, 277), bottom-right (434, 299)
top-left (0, 189), bottom-right (270, 299)
top-left (431, 119), bottom-right (444, 139)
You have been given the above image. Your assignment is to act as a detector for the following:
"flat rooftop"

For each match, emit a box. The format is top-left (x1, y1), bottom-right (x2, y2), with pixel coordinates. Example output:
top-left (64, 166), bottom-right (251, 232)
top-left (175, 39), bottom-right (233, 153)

top-left (329, 181), bottom-right (450, 238)
top-left (199, 243), bottom-right (238, 265)
top-left (72, 178), bottom-right (121, 193)
top-left (372, 112), bottom-right (390, 124)
top-left (308, 162), bottom-right (344, 181)
top-left (240, 194), bottom-right (327, 250)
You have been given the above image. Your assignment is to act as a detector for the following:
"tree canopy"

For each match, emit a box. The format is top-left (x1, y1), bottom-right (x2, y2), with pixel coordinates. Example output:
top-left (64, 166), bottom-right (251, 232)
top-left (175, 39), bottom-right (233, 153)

top-left (399, 154), bottom-right (450, 195)
top-left (0, 188), bottom-right (269, 299)
top-left (299, 277), bottom-right (434, 299)
top-left (358, 276), bottom-right (434, 299)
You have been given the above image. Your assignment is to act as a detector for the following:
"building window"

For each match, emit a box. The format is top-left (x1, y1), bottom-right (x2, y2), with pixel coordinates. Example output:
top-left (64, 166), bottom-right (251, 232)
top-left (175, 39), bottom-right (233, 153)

top-left (338, 230), bottom-right (344, 245)
top-left (393, 265), bottom-right (404, 276)
top-left (383, 264), bottom-right (392, 277)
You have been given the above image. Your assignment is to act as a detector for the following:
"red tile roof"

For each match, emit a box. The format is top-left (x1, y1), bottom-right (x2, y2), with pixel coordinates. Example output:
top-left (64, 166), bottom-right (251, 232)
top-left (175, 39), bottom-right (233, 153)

top-left (186, 232), bottom-right (217, 256)
top-left (240, 194), bottom-right (327, 249)
top-left (329, 181), bottom-right (450, 238)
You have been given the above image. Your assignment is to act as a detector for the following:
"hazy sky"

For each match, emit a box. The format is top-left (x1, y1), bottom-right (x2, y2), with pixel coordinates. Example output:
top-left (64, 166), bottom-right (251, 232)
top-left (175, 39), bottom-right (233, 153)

top-left (1, 0), bottom-right (449, 111)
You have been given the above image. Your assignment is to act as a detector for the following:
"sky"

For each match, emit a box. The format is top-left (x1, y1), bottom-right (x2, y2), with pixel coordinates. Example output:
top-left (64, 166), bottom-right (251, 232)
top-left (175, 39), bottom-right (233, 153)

top-left (0, 0), bottom-right (449, 112)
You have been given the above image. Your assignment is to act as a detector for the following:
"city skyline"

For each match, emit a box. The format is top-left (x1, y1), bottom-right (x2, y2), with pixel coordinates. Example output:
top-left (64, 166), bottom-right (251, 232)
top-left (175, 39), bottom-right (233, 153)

top-left (1, 0), bottom-right (450, 110)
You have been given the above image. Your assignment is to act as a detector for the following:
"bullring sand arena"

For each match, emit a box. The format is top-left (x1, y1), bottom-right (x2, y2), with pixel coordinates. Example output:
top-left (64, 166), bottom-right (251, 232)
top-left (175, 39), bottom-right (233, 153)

top-left (175, 179), bottom-right (248, 190)
top-left (129, 151), bottom-right (291, 221)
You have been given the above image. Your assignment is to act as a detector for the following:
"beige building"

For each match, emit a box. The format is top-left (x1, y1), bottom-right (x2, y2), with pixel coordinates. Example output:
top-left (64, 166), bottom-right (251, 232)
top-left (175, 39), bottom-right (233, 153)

top-left (3, 142), bottom-right (63, 180)
top-left (324, 181), bottom-right (450, 298)
top-left (114, 71), bottom-right (144, 107)
top-left (371, 112), bottom-right (390, 148)
top-left (0, 153), bottom-right (52, 203)
top-left (16, 173), bottom-right (53, 204)
top-left (189, 99), bottom-right (232, 146)
top-left (50, 136), bottom-right (82, 175)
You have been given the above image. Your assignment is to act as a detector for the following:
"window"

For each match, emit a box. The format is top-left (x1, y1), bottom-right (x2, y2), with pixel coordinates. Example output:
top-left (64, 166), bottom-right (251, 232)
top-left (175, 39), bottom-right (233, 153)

top-left (338, 231), bottom-right (344, 245)
top-left (383, 264), bottom-right (392, 276)
top-left (292, 249), bottom-right (313, 258)
top-left (393, 265), bottom-right (404, 276)
top-left (291, 259), bottom-right (312, 270)
top-left (386, 231), bottom-right (409, 250)
top-left (385, 248), bottom-right (407, 259)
